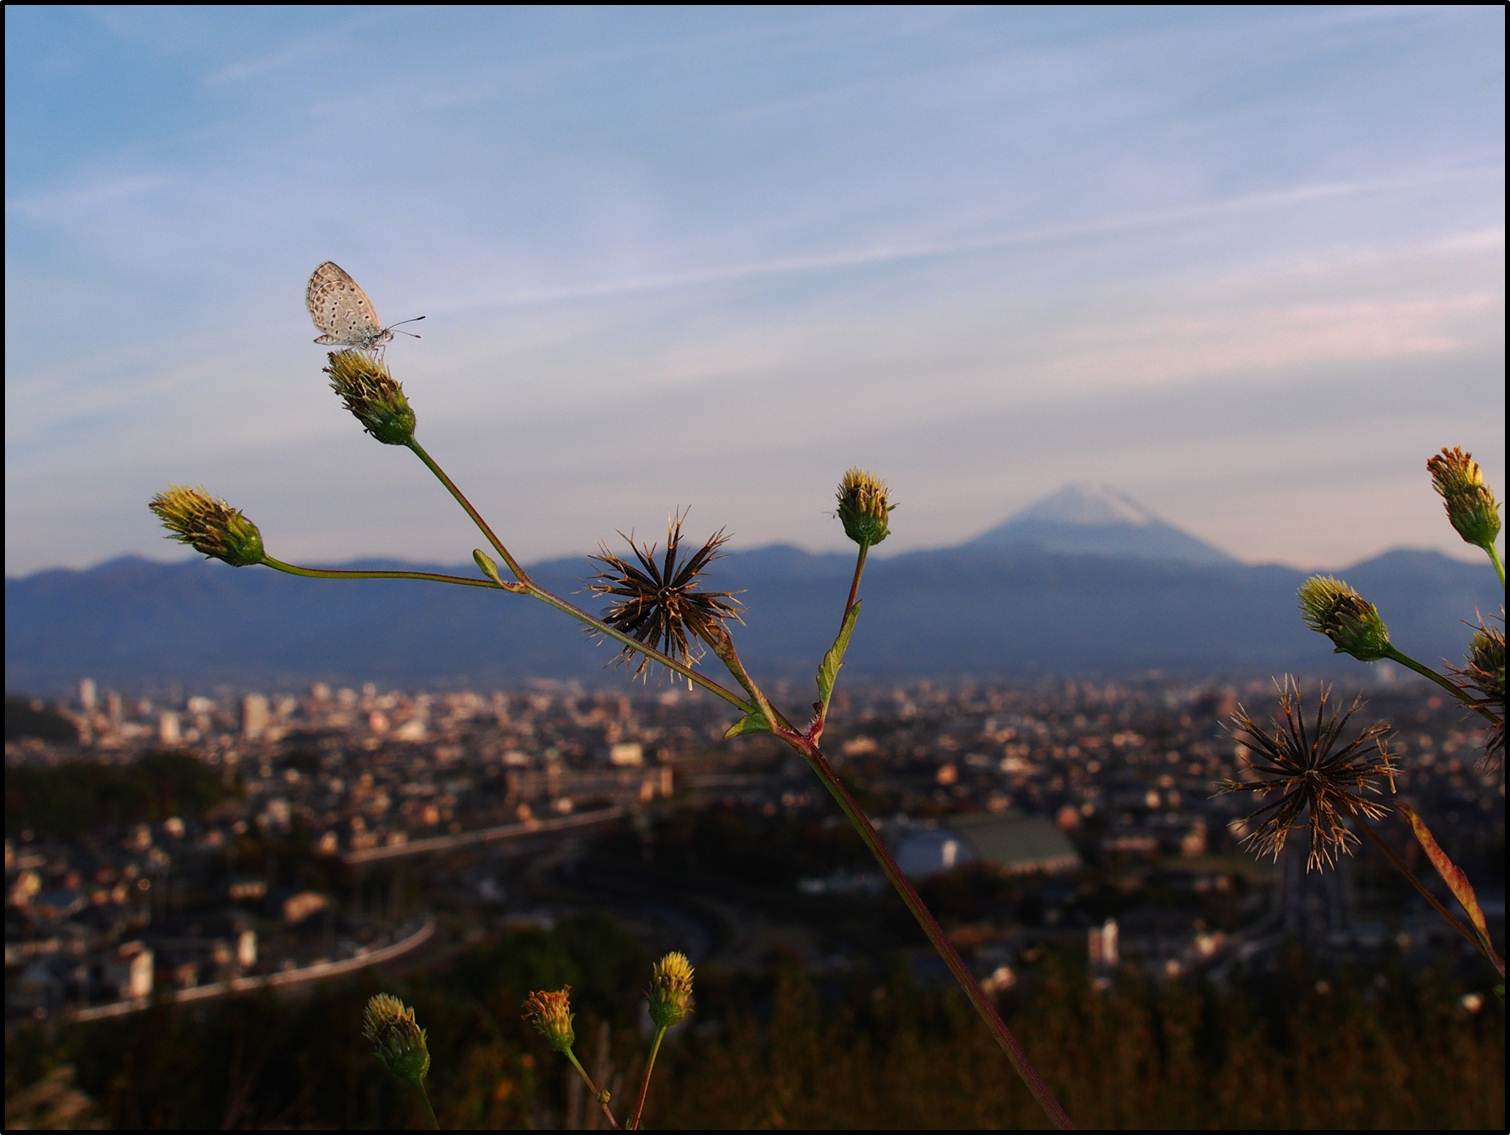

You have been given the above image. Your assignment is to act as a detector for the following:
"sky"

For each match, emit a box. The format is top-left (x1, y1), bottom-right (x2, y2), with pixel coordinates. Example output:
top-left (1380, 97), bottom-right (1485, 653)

top-left (4, 5), bottom-right (1505, 576)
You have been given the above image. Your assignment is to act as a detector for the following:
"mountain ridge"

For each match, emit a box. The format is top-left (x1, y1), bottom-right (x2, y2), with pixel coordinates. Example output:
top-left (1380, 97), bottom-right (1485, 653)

top-left (5, 539), bottom-right (1498, 696)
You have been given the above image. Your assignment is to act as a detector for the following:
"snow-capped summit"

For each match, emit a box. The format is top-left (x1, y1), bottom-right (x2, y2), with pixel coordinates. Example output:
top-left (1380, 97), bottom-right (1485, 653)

top-left (968, 483), bottom-right (1236, 566)
top-left (1008, 483), bottom-right (1164, 527)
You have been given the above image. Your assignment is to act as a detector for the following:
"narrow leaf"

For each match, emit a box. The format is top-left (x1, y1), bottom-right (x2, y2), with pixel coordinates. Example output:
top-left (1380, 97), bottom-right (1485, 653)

top-left (724, 711), bottom-right (770, 740)
top-left (473, 548), bottom-right (505, 587)
top-left (1399, 802), bottom-right (1491, 945)
top-left (816, 601), bottom-right (862, 714)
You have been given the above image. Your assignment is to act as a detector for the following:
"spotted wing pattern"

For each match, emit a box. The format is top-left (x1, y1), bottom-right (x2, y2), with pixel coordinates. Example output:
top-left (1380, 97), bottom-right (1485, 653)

top-left (306, 261), bottom-right (394, 349)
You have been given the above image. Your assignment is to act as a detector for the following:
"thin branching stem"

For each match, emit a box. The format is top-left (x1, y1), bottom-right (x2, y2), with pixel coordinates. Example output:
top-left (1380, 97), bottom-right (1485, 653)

top-left (702, 623), bottom-right (786, 732)
top-left (1383, 646), bottom-right (1502, 723)
top-left (564, 1048), bottom-right (620, 1130)
top-left (417, 1083), bottom-right (440, 1130)
top-left (1487, 543), bottom-right (1506, 590)
top-left (404, 441), bottom-right (757, 714)
top-left (406, 438), bottom-right (534, 586)
top-left (262, 555), bottom-right (500, 589)
top-left (628, 1026), bottom-right (667, 1131)
top-left (811, 540), bottom-right (871, 741)
top-left (792, 733), bottom-right (1075, 1128)
top-left (842, 541), bottom-right (869, 627)
top-left (346, 436), bottom-right (1070, 1126)
top-left (698, 624), bottom-right (1072, 1128)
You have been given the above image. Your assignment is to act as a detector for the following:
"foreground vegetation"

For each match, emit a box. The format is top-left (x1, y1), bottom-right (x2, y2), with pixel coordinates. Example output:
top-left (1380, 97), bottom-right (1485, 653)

top-left (6, 913), bottom-right (1502, 1129)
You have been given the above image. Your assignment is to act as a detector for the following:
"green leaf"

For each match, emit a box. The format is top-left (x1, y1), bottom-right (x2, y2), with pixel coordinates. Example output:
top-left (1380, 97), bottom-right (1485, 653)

top-left (473, 548), bottom-right (505, 587)
top-left (816, 601), bottom-right (862, 715)
top-left (724, 711), bottom-right (770, 740)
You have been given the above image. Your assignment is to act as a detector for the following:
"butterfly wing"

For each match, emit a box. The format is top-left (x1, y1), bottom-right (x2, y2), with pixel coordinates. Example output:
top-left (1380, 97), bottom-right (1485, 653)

top-left (307, 261), bottom-right (387, 347)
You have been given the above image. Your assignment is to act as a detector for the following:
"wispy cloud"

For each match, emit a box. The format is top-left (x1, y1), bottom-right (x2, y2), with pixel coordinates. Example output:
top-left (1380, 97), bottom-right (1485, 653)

top-left (444, 164), bottom-right (1502, 313)
top-left (202, 12), bottom-right (396, 84)
top-left (5, 173), bottom-right (173, 222)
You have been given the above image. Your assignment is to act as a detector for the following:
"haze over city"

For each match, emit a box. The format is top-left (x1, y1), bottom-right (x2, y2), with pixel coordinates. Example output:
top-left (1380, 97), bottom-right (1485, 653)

top-left (5, 5), bottom-right (1505, 576)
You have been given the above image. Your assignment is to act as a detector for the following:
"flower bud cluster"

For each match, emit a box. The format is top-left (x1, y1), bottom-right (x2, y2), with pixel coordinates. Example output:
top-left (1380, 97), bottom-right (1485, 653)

top-left (836, 467), bottom-right (893, 546)
top-left (1427, 447), bottom-right (1501, 551)
top-left (362, 993), bottom-right (431, 1088)
top-left (326, 350), bottom-right (416, 445)
top-left (1298, 576), bottom-right (1392, 661)
top-left (148, 486), bottom-right (265, 567)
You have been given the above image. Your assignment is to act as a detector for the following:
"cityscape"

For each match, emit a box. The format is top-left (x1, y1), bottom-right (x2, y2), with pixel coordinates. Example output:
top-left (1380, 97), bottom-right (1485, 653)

top-left (7, 673), bottom-right (1502, 1024)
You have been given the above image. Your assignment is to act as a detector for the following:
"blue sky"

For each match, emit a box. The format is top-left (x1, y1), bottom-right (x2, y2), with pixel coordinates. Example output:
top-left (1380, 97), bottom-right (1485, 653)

top-left (4, 5), bottom-right (1504, 575)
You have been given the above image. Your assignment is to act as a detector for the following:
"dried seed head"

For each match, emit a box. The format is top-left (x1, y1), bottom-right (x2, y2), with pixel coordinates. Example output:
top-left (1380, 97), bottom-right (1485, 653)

top-left (588, 511), bottom-right (742, 681)
top-left (362, 993), bottom-right (431, 1087)
top-left (647, 951), bottom-right (695, 1029)
top-left (836, 467), bottom-right (894, 546)
top-left (325, 350), bottom-right (416, 445)
top-left (1453, 614), bottom-right (1506, 770)
top-left (1298, 576), bottom-right (1392, 661)
top-left (1218, 677), bottom-right (1395, 871)
top-left (1466, 623), bottom-right (1506, 700)
top-left (1427, 447), bottom-right (1501, 550)
top-left (148, 486), bottom-right (265, 567)
top-left (522, 987), bottom-right (576, 1054)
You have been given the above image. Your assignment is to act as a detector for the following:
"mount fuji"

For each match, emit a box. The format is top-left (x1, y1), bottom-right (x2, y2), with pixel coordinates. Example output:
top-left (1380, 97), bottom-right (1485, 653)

top-left (6, 483), bottom-right (1499, 693)
top-left (968, 483), bottom-right (1236, 566)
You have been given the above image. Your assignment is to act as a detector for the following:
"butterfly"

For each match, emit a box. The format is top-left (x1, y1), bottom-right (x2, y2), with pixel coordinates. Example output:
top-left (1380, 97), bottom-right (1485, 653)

top-left (306, 261), bottom-right (425, 350)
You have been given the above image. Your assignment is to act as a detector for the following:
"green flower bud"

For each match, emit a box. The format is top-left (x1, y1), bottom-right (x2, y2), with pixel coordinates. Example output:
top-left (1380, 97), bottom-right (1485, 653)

top-left (647, 951), bottom-right (695, 1029)
top-left (836, 468), bottom-right (893, 547)
top-left (522, 987), bottom-right (575, 1054)
top-left (1298, 576), bottom-right (1392, 661)
top-left (362, 993), bottom-right (431, 1088)
top-left (1427, 447), bottom-right (1502, 551)
top-left (148, 486), bottom-right (265, 567)
top-left (326, 350), bottom-right (416, 445)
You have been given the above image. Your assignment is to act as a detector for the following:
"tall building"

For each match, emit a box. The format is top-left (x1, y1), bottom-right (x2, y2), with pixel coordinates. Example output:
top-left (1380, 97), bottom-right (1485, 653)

top-left (77, 677), bottom-right (97, 714)
top-left (1088, 918), bottom-right (1120, 969)
top-left (241, 693), bottom-right (270, 740)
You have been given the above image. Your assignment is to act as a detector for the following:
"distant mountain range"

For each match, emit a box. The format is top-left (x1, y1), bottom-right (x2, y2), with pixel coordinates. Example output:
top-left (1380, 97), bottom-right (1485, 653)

top-left (4, 487), bottom-right (1500, 695)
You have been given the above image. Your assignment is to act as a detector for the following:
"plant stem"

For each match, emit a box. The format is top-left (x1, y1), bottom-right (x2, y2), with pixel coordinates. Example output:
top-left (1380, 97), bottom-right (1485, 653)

top-left (402, 440), bottom-right (756, 714)
top-left (340, 438), bottom-right (1068, 1122)
top-left (698, 614), bottom-right (1069, 1123)
top-left (842, 541), bottom-right (869, 626)
top-left (1383, 646), bottom-right (1501, 723)
top-left (697, 539), bottom-right (1070, 1124)
top-left (1487, 543), bottom-right (1506, 590)
top-left (417, 1082), bottom-right (440, 1130)
top-left (1355, 815), bottom-right (1505, 978)
top-left (261, 556), bottom-right (500, 589)
top-left (628, 1026), bottom-right (667, 1131)
top-left (702, 623), bottom-right (785, 732)
top-left (407, 438), bottom-right (534, 586)
top-left (792, 735), bottom-right (1075, 1129)
top-left (811, 541), bottom-right (871, 741)
top-left (564, 1048), bottom-right (620, 1130)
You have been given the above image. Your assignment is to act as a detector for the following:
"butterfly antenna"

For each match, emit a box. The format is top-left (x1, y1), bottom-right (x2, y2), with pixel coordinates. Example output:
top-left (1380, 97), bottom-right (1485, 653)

top-left (388, 315), bottom-right (425, 340)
